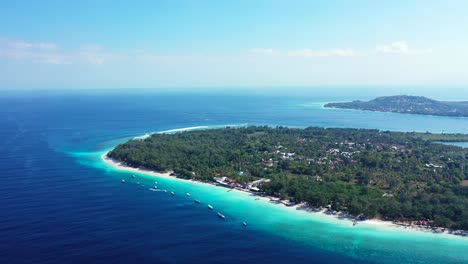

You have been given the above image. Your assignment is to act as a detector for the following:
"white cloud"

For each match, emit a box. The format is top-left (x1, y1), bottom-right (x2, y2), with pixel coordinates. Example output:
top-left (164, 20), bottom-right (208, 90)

top-left (7, 40), bottom-right (58, 50)
top-left (78, 44), bottom-right (109, 65)
top-left (0, 39), bottom-right (71, 64)
top-left (376, 41), bottom-right (432, 55)
top-left (251, 48), bottom-right (276, 55)
top-left (0, 38), bottom-right (434, 68)
top-left (251, 41), bottom-right (432, 58)
top-left (0, 39), bottom-right (118, 65)
top-left (251, 48), bottom-right (357, 58)
top-left (0, 49), bottom-right (72, 64)
top-left (286, 48), bottom-right (356, 57)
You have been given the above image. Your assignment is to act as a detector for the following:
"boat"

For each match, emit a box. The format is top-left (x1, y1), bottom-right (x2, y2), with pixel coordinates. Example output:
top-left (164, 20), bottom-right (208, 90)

top-left (217, 212), bottom-right (225, 219)
top-left (171, 192), bottom-right (175, 196)
top-left (207, 205), bottom-right (213, 210)
top-left (194, 199), bottom-right (201, 204)
top-left (186, 192), bottom-right (191, 197)
top-left (136, 182), bottom-right (140, 185)
top-left (121, 179), bottom-right (126, 183)
top-left (132, 175), bottom-right (137, 178)
top-left (242, 222), bottom-right (247, 227)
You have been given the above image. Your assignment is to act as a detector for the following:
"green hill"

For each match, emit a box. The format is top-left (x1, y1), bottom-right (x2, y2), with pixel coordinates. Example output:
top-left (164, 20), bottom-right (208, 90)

top-left (325, 95), bottom-right (468, 117)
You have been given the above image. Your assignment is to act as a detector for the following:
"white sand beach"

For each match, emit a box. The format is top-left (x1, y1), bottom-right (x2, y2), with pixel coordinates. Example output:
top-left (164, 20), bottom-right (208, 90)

top-left (101, 151), bottom-right (467, 237)
top-left (101, 152), bottom-right (395, 227)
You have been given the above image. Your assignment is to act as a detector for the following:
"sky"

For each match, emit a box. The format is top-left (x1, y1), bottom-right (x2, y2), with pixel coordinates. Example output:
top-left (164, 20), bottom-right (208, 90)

top-left (1, 0), bottom-right (468, 91)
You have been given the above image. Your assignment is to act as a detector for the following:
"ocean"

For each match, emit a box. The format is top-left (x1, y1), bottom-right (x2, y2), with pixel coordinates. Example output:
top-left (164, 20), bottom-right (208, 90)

top-left (1, 90), bottom-right (467, 264)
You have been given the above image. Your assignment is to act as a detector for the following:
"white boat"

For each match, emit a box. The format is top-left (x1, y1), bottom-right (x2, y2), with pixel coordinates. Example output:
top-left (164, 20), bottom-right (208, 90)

top-left (171, 192), bottom-right (175, 196)
top-left (121, 179), bottom-right (126, 183)
top-left (194, 199), bottom-right (201, 204)
top-left (186, 192), bottom-right (191, 197)
top-left (242, 222), bottom-right (247, 227)
top-left (207, 205), bottom-right (213, 210)
top-left (217, 212), bottom-right (225, 219)
top-left (132, 175), bottom-right (137, 178)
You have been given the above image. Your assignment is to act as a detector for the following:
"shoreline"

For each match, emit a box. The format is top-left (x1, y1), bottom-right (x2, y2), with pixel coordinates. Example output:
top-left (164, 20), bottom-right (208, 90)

top-left (323, 104), bottom-right (468, 119)
top-left (101, 152), bottom-right (467, 238)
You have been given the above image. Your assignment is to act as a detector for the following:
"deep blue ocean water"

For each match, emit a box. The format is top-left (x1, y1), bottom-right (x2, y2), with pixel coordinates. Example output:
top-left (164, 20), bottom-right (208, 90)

top-left (1, 91), bottom-right (467, 264)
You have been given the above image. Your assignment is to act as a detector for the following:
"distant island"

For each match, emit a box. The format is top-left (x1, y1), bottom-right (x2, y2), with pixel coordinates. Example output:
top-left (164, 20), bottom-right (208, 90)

top-left (108, 126), bottom-right (468, 230)
top-left (324, 95), bottom-right (468, 117)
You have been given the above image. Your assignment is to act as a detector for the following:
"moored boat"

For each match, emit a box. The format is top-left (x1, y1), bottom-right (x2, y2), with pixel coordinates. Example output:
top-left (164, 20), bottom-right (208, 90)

top-left (207, 205), bottom-right (213, 210)
top-left (194, 199), bottom-right (201, 204)
top-left (217, 212), bottom-right (225, 219)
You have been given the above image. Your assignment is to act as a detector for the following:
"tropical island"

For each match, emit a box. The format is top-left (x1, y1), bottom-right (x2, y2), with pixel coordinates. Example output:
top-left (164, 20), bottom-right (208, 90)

top-left (107, 126), bottom-right (468, 230)
top-left (324, 95), bottom-right (468, 117)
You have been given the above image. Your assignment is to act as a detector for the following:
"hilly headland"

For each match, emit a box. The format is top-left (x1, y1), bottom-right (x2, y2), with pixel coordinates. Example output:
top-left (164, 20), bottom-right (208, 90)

top-left (325, 95), bottom-right (468, 117)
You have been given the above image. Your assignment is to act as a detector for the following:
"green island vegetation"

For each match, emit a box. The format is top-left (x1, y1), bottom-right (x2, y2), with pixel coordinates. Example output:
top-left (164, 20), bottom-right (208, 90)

top-left (108, 126), bottom-right (468, 230)
top-left (324, 95), bottom-right (468, 117)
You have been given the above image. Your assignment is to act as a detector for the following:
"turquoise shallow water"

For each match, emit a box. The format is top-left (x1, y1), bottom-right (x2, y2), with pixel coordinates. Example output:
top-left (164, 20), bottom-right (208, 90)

top-left (438, 142), bottom-right (468, 148)
top-left (1, 92), bottom-right (467, 264)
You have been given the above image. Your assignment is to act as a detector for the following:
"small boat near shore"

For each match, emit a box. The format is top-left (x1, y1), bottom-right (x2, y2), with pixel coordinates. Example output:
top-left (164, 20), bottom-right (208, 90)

top-left (207, 205), bottom-right (213, 210)
top-left (217, 212), bottom-right (225, 219)
top-left (171, 191), bottom-right (175, 196)
top-left (121, 179), bottom-right (126, 183)
top-left (242, 222), bottom-right (247, 227)
top-left (132, 175), bottom-right (137, 178)
top-left (186, 192), bottom-right (191, 197)
top-left (194, 199), bottom-right (201, 204)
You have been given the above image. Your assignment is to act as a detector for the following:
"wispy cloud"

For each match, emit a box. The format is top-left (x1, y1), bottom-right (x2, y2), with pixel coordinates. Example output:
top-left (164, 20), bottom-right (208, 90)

top-left (0, 39), bottom-right (128, 65)
top-left (0, 38), bottom-right (198, 65)
top-left (376, 41), bottom-right (432, 55)
top-left (0, 38), bottom-right (434, 67)
top-left (252, 48), bottom-right (357, 57)
top-left (252, 41), bottom-right (433, 58)
top-left (286, 48), bottom-right (356, 57)
top-left (7, 40), bottom-right (59, 50)
top-left (77, 44), bottom-right (118, 65)
top-left (250, 48), bottom-right (276, 56)
top-left (0, 38), bottom-right (71, 64)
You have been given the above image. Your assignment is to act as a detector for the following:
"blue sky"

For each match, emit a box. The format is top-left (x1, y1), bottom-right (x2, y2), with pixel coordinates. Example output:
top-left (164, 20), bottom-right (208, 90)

top-left (1, 0), bottom-right (467, 90)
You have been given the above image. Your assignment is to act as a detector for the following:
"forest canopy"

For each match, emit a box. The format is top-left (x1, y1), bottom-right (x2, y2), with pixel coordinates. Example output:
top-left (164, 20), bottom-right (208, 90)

top-left (108, 126), bottom-right (468, 230)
